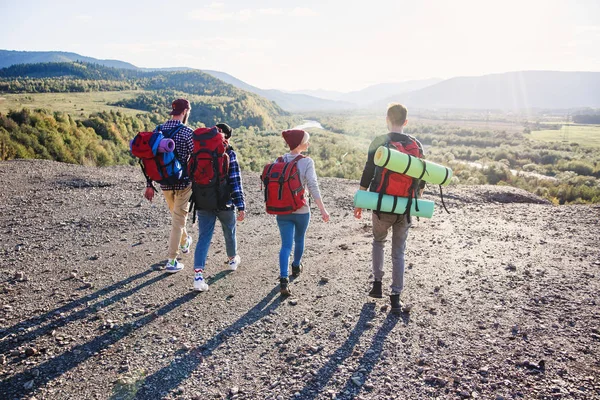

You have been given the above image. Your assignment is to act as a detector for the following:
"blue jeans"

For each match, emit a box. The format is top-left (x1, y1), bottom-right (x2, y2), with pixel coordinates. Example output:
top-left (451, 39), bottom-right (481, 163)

top-left (276, 213), bottom-right (310, 278)
top-left (194, 209), bottom-right (237, 270)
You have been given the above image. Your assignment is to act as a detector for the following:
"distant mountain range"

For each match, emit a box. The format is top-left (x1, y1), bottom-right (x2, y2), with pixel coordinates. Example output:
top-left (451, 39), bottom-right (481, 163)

top-left (203, 70), bottom-right (354, 112)
top-left (0, 50), bottom-right (139, 70)
top-left (376, 71), bottom-right (600, 110)
top-left (0, 50), bottom-right (352, 112)
top-left (291, 79), bottom-right (443, 106)
top-left (1, 50), bottom-right (599, 111)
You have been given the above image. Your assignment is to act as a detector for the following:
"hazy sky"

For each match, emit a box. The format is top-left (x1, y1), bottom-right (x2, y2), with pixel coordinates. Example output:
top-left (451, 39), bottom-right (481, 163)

top-left (1, 0), bottom-right (598, 91)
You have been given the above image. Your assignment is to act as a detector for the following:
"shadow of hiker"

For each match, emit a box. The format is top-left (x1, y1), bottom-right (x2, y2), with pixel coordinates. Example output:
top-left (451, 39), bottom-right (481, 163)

top-left (0, 268), bottom-right (157, 354)
top-left (133, 285), bottom-right (283, 400)
top-left (206, 270), bottom-right (233, 285)
top-left (333, 312), bottom-right (402, 399)
top-left (0, 291), bottom-right (201, 398)
top-left (294, 303), bottom-right (378, 400)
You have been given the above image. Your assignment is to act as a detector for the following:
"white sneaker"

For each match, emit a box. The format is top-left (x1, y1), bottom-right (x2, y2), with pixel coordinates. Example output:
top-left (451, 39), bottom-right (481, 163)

top-left (165, 259), bottom-right (184, 274)
top-left (193, 269), bottom-right (209, 291)
top-left (228, 255), bottom-right (241, 271)
top-left (180, 236), bottom-right (193, 254)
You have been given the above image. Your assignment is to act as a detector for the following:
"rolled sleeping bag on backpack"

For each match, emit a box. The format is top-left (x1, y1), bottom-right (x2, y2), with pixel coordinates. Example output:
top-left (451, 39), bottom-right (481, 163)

top-left (353, 190), bottom-right (434, 218)
top-left (157, 138), bottom-right (175, 153)
top-left (374, 146), bottom-right (453, 186)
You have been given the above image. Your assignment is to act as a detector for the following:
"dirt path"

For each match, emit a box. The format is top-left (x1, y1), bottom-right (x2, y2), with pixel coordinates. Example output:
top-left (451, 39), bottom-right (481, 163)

top-left (0, 160), bottom-right (599, 399)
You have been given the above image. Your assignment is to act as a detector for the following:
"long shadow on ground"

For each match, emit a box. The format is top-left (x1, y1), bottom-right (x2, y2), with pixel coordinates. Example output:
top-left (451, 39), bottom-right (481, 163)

top-left (0, 288), bottom-right (200, 398)
top-left (133, 286), bottom-right (282, 400)
top-left (0, 268), bottom-right (165, 355)
top-left (296, 304), bottom-right (406, 400)
top-left (334, 312), bottom-right (404, 399)
top-left (0, 268), bottom-right (154, 352)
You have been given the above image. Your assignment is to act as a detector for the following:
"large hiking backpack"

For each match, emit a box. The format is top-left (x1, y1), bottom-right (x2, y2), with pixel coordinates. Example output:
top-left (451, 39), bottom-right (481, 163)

top-left (261, 155), bottom-right (306, 215)
top-left (188, 126), bottom-right (230, 211)
top-left (130, 125), bottom-right (184, 185)
top-left (375, 135), bottom-right (424, 215)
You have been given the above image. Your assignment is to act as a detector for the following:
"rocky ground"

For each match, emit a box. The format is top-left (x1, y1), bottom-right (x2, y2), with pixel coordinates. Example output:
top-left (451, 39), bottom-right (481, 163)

top-left (0, 159), bottom-right (599, 400)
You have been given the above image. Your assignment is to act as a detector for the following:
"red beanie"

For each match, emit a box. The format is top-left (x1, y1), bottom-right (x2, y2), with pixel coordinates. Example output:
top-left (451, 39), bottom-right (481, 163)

top-left (282, 129), bottom-right (307, 150)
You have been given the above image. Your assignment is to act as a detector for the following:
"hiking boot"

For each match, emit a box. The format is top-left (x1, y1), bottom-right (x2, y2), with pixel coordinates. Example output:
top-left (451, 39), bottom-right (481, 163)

top-left (280, 277), bottom-right (291, 297)
top-left (193, 269), bottom-right (209, 292)
top-left (228, 255), bottom-right (241, 271)
top-left (165, 259), bottom-right (184, 274)
top-left (368, 281), bottom-right (383, 298)
top-left (390, 294), bottom-right (402, 315)
top-left (291, 263), bottom-right (303, 277)
top-left (180, 235), bottom-right (193, 254)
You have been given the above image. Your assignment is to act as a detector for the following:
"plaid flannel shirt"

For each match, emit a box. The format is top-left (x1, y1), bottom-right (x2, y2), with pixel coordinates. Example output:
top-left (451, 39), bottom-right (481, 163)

top-left (226, 149), bottom-right (245, 211)
top-left (146, 120), bottom-right (194, 191)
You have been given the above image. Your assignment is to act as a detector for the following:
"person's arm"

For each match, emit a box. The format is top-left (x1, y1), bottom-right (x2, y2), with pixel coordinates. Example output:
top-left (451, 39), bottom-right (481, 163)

top-left (303, 158), bottom-right (329, 222)
top-left (415, 137), bottom-right (426, 193)
top-left (228, 150), bottom-right (246, 220)
top-left (355, 137), bottom-right (382, 219)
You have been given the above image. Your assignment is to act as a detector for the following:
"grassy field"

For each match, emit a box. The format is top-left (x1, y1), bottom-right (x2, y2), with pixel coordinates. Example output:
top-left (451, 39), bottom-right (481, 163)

top-left (0, 91), bottom-right (150, 118)
top-left (530, 124), bottom-right (600, 147)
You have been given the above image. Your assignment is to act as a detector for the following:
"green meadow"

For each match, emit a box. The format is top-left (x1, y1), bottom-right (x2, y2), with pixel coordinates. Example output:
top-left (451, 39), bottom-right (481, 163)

top-left (530, 124), bottom-right (600, 147)
top-left (0, 91), bottom-right (149, 118)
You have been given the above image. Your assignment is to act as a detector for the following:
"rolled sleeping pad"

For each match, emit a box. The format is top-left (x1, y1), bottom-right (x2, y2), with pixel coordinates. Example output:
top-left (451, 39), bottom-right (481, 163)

top-left (157, 138), bottom-right (175, 153)
top-left (374, 146), bottom-right (453, 186)
top-left (129, 138), bottom-right (175, 154)
top-left (353, 190), bottom-right (434, 218)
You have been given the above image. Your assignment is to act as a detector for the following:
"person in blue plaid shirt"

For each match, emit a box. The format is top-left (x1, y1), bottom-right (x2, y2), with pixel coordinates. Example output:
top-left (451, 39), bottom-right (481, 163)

top-left (143, 98), bottom-right (195, 273)
top-left (192, 122), bottom-right (246, 292)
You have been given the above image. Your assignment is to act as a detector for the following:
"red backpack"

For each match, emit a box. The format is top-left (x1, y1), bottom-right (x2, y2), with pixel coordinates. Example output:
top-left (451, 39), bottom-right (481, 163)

top-left (375, 135), bottom-right (424, 215)
top-left (130, 125), bottom-right (184, 185)
top-left (188, 126), bottom-right (230, 212)
top-left (261, 155), bottom-right (306, 214)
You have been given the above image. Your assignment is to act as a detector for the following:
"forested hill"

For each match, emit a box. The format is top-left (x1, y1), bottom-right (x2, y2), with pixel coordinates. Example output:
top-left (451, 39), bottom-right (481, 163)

top-left (0, 49), bottom-right (138, 70)
top-left (0, 62), bottom-right (295, 168)
top-left (0, 62), bottom-right (287, 129)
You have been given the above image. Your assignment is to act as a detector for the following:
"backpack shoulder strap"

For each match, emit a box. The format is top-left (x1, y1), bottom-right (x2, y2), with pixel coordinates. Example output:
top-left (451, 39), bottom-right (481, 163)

top-left (163, 124), bottom-right (184, 139)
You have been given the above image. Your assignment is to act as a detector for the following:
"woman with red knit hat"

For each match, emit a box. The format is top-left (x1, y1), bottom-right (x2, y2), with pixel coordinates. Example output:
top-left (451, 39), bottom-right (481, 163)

top-left (276, 129), bottom-right (330, 296)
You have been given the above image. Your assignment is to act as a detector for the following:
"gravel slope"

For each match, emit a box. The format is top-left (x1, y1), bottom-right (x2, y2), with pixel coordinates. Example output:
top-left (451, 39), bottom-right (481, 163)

top-left (0, 159), bottom-right (599, 400)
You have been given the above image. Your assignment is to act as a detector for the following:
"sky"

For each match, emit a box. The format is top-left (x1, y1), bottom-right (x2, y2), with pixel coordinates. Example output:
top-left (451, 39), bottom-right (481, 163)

top-left (0, 0), bottom-right (599, 92)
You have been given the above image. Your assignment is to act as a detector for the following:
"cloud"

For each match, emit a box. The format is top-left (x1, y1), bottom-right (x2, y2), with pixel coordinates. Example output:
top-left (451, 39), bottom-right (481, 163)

top-left (105, 37), bottom-right (275, 55)
top-left (258, 8), bottom-right (284, 16)
top-left (187, 7), bottom-right (318, 21)
top-left (187, 8), bottom-right (252, 22)
top-left (290, 7), bottom-right (319, 17)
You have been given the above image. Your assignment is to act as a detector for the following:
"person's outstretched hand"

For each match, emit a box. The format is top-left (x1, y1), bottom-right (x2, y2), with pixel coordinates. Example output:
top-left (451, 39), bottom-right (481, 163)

top-left (237, 210), bottom-right (246, 222)
top-left (354, 207), bottom-right (362, 219)
top-left (144, 187), bottom-right (155, 202)
top-left (321, 209), bottom-right (330, 222)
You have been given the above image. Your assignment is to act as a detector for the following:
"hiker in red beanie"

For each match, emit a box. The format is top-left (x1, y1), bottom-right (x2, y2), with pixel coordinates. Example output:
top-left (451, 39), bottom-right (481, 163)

top-left (262, 129), bottom-right (329, 296)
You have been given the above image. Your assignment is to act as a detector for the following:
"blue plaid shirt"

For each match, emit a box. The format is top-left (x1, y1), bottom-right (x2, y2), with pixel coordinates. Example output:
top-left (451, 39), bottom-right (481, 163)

top-left (227, 149), bottom-right (245, 211)
top-left (145, 119), bottom-right (194, 191)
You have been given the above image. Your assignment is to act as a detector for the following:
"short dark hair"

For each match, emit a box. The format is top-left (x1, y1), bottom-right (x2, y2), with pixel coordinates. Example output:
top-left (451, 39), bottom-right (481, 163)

top-left (216, 123), bottom-right (232, 139)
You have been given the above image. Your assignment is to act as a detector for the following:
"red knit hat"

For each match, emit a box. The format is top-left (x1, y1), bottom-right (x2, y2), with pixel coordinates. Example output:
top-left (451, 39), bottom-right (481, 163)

top-left (282, 129), bottom-right (308, 150)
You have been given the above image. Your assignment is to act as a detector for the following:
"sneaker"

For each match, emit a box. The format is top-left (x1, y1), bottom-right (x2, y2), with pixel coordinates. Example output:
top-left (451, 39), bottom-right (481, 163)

top-left (368, 281), bottom-right (383, 298)
top-left (165, 259), bottom-right (184, 274)
top-left (180, 236), bottom-right (193, 254)
top-left (228, 255), bottom-right (241, 271)
top-left (193, 269), bottom-right (209, 292)
top-left (280, 277), bottom-right (291, 297)
top-left (390, 294), bottom-right (402, 315)
top-left (291, 263), bottom-right (303, 277)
